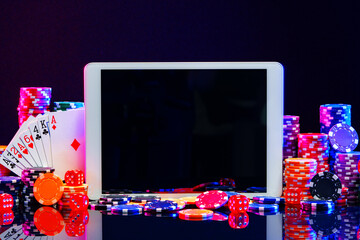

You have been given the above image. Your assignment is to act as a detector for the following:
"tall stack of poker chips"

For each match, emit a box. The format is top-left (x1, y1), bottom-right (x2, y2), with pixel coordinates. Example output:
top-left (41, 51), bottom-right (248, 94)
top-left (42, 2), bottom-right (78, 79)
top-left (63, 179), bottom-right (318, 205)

top-left (319, 104), bottom-right (351, 172)
top-left (0, 177), bottom-right (22, 205)
top-left (298, 133), bottom-right (330, 173)
top-left (334, 152), bottom-right (360, 205)
top-left (17, 87), bottom-right (52, 126)
top-left (284, 158), bottom-right (317, 200)
top-left (53, 101), bottom-right (84, 111)
top-left (283, 116), bottom-right (300, 184)
top-left (336, 187), bottom-right (348, 208)
top-left (336, 207), bottom-right (360, 239)
top-left (0, 146), bottom-right (10, 176)
top-left (21, 167), bottom-right (55, 207)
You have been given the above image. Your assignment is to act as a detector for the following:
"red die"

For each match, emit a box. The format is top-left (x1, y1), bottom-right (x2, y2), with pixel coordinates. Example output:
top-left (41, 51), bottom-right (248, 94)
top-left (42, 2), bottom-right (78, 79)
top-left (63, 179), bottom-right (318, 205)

top-left (0, 193), bottom-right (13, 210)
top-left (69, 193), bottom-right (89, 211)
top-left (69, 210), bottom-right (90, 225)
top-left (65, 170), bottom-right (84, 186)
top-left (0, 210), bottom-right (14, 225)
top-left (65, 223), bottom-right (86, 237)
top-left (284, 187), bottom-right (302, 205)
top-left (228, 212), bottom-right (249, 229)
top-left (284, 205), bottom-right (302, 219)
top-left (228, 195), bottom-right (249, 213)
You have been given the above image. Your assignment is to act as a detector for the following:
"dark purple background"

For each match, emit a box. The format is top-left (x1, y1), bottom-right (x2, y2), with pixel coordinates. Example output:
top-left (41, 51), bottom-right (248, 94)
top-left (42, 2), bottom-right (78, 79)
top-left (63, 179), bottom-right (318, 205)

top-left (1, 1), bottom-right (360, 144)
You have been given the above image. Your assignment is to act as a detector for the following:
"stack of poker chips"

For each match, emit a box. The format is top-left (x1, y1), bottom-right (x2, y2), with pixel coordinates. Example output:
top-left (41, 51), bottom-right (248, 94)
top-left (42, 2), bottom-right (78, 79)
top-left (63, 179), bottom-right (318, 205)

top-left (21, 167), bottom-right (55, 207)
top-left (298, 133), bottom-right (330, 173)
top-left (319, 104), bottom-right (351, 172)
top-left (336, 207), bottom-right (360, 240)
top-left (336, 187), bottom-right (349, 207)
top-left (334, 152), bottom-right (360, 205)
top-left (283, 115), bottom-right (300, 184)
top-left (0, 176), bottom-right (22, 205)
top-left (0, 145), bottom-right (10, 176)
top-left (17, 87), bottom-right (52, 127)
top-left (284, 206), bottom-right (317, 239)
top-left (53, 101), bottom-right (84, 111)
top-left (283, 158), bottom-right (317, 200)
top-left (57, 184), bottom-right (89, 208)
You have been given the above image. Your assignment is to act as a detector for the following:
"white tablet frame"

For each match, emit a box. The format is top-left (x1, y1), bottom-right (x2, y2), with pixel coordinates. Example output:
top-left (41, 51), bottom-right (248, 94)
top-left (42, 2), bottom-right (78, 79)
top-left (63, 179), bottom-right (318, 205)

top-left (84, 62), bottom-right (284, 200)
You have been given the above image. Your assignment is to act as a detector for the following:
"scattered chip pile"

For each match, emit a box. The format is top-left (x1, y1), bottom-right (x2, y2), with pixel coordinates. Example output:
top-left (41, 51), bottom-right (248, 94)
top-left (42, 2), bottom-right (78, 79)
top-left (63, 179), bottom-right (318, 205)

top-left (53, 101), bottom-right (84, 111)
top-left (284, 158), bottom-right (317, 200)
top-left (319, 104), bottom-right (352, 171)
top-left (0, 146), bottom-right (10, 177)
top-left (298, 133), bottom-right (330, 173)
top-left (334, 152), bottom-right (360, 205)
top-left (17, 87), bottom-right (52, 127)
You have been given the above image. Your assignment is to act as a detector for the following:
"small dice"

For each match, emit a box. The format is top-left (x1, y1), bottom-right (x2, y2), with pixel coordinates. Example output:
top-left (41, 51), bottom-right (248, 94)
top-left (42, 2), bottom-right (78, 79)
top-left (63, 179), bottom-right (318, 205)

top-left (228, 212), bottom-right (249, 229)
top-left (0, 193), bottom-right (13, 210)
top-left (284, 205), bottom-right (302, 219)
top-left (284, 187), bottom-right (302, 205)
top-left (228, 195), bottom-right (249, 213)
top-left (69, 193), bottom-right (89, 211)
top-left (65, 224), bottom-right (86, 237)
top-left (0, 210), bottom-right (14, 225)
top-left (69, 210), bottom-right (90, 225)
top-left (220, 178), bottom-right (236, 187)
top-left (65, 170), bottom-right (84, 186)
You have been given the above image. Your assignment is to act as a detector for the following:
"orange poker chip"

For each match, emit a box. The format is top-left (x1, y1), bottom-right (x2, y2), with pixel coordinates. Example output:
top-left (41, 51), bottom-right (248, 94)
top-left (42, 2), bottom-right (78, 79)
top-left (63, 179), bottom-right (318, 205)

top-left (179, 196), bottom-right (197, 205)
top-left (34, 173), bottom-right (64, 205)
top-left (34, 207), bottom-right (65, 236)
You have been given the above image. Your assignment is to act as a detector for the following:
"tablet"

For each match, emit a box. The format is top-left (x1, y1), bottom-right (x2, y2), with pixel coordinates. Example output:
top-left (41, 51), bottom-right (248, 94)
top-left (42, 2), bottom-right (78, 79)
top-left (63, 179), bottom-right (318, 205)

top-left (84, 62), bottom-right (283, 200)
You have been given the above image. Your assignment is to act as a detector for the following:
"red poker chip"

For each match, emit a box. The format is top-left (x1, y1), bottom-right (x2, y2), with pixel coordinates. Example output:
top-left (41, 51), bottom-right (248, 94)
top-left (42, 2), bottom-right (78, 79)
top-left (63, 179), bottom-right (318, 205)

top-left (195, 190), bottom-right (229, 209)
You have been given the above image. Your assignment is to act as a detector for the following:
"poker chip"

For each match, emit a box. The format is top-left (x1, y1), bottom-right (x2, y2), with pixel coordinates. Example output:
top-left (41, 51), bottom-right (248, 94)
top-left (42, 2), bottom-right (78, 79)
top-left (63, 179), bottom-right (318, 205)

top-left (161, 198), bottom-right (186, 210)
top-left (144, 200), bottom-right (177, 212)
top-left (0, 176), bottom-right (21, 184)
top-left (53, 101), bottom-right (84, 111)
top-left (88, 201), bottom-right (113, 211)
top-left (33, 173), bottom-right (64, 205)
top-left (144, 211), bottom-right (178, 218)
top-left (111, 204), bottom-right (143, 215)
top-left (131, 195), bottom-right (160, 203)
top-left (34, 207), bottom-right (65, 236)
top-left (301, 199), bottom-right (335, 212)
top-left (309, 211), bottom-right (341, 236)
top-left (178, 209), bottom-right (213, 220)
top-left (98, 200), bottom-right (129, 205)
top-left (195, 190), bottom-right (228, 209)
top-left (99, 194), bottom-right (131, 202)
top-left (252, 196), bottom-right (285, 204)
top-left (248, 203), bottom-right (279, 212)
top-left (309, 172), bottom-right (342, 201)
top-left (328, 123), bottom-right (359, 153)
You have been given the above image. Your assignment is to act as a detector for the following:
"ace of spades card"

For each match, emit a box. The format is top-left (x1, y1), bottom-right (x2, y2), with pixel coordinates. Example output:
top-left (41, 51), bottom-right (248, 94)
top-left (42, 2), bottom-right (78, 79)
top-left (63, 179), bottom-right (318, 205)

top-left (49, 108), bottom-right (85, 179)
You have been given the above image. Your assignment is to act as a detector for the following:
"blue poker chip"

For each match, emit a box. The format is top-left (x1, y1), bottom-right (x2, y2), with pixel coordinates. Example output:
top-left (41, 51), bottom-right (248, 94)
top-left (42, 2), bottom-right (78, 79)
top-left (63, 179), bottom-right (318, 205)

top-left (131, 195), bottom-right (160, 203)
top-left (99, 194), bottom-right (131, 202)
top-left (328, 123), bottom-right (358, 153)
top-left (252, 196), bottom-right (285, 205)
top-left (144, 200), bottom-right (177, 213)
top-left (0, 176), bottom-right (21, 184)
top-left (248, 203), bottom-right (279, 212)
top-left (301, 199), bottom-right (335, 212)
top-left (248, 209), bottom-right (282, 216)
top-left (111, 204), bottom-right (143, 215)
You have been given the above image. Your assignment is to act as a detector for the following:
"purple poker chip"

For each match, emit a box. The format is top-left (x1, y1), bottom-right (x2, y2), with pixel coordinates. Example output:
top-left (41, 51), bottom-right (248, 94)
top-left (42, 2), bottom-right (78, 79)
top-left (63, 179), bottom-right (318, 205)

top-left (329, 123), bottom-right (359, 153)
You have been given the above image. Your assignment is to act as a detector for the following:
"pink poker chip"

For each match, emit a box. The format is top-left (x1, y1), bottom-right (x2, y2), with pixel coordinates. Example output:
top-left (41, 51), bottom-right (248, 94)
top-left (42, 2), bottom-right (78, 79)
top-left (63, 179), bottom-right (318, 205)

top-left (195, 190), bottom-right (228, 209)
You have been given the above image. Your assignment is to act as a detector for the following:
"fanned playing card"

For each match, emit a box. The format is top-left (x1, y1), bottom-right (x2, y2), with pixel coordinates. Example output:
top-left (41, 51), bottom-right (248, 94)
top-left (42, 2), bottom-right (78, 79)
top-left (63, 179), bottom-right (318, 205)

top-left (37, 115), bottom-right (52, 167)
top-left (28, 116), bottom-right (48, 167)
top-left (19, 129), bottom-right (40, 167)
top-left (49, 108), bottom-right (85, 179)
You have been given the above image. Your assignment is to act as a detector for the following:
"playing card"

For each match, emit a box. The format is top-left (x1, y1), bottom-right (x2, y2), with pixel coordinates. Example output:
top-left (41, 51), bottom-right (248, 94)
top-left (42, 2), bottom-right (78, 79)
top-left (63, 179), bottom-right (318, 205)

top-left (0, 151), bottom-right (24, 176)
top-left (0, 225), bottom-right (23, 240)
top-left (28, 116), bottom-right (48, 167)
top-left (49, 108), bottom-right (85, 178)
top-left (37, 114), bottom-right (53, 167)
top-left (12, 135), bottom-right (37, 167)
top-left (0, 115), bottom-right (35, 175)
top-left (19, 129), bottom-right (41, 166)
